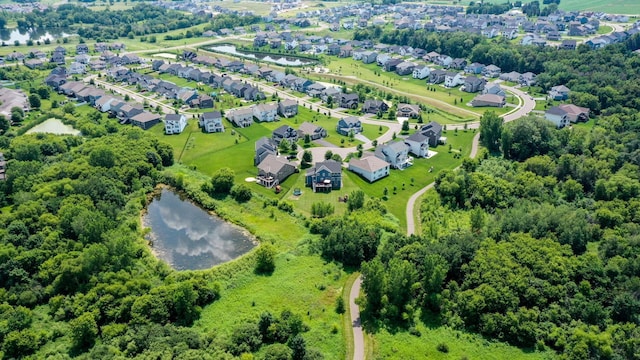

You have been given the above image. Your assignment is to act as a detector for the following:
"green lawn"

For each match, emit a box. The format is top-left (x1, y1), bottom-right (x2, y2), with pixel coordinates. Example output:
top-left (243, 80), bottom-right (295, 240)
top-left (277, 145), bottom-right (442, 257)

top-left (373, 317), bottom-right (556, 360)
top-left (478, 0), bottom-right (640, 13)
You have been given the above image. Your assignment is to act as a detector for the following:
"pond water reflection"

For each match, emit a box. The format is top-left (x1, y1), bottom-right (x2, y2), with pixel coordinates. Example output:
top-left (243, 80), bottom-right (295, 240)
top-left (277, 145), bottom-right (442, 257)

top-left (143, 189), bottom-right (256, 270)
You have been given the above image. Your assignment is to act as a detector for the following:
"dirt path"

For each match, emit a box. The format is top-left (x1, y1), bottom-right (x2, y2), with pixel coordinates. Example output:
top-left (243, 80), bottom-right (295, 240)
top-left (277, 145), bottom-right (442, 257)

top-left (349, 276), bottom-right (364, 360)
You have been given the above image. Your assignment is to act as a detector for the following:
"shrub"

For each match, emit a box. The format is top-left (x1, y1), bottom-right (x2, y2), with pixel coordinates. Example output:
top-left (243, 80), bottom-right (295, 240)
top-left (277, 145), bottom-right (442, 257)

top-left (335, 297), bottom-right (345, 314)
top-left (231, 184), bottom-right (252, 203)
top-left (436, 343), bottom-right (449, 353)
top-left (255, 244), bottom-right (276, 275)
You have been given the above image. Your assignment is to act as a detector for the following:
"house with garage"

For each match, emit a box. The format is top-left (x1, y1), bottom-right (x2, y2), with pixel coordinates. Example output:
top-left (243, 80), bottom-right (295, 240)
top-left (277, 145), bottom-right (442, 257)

top-left (384, 58), bottom-right (403, 72)
top-left (396, 61), bottom-right (415, 76)
top-left (257, 154), bottom-right (296, 189)
top-left (130, 111), bottom-right (161, 130)
top-left (253, 103), bottom-right (278, 122)
top-left (226, 107), bottom-right (254, 128)
top-left (348, 154), bottom-right (390, 183)
top-left (199, 111), bottom-right (224, 133)
top-left (483, 83), bottom-right (506, 97)
top-left (464, 62), bottom-right (485, 75)
top-left (306, 83), bottom-right (326, 98)
top-left (362, 99), bottom-right (389, 114)
top-left (404, 132), bottom-right (430, 158)
top-left (471, 94), bottom-right (506, 108)
top-left (396, 103), bottom-right (421, 119)
top-left (336, 116), bottom-right (362, 136)
top-left (255, 137), bottom-right (278, 165)
top-left (298, 122), bottom-right (327, 140)
top-left (361, 51), bottom-right (378, 64)
top-left (375, 141), bottom-right (412, 170)
top-left (419, 121), bottom-right (443, 147)
top-left (548, 85), bottom-right (570, 100)
top-left (278, 99), bottom-right (298, 118)
top-left (429, 69), bottom-right (447, 84)
top-left (483, 64), bottom-right (502, 78)
top-left (545, 104), bottom-right (590, 128)
top-left (338, 93), bottom-right (359, 109)
top-left (305, 160), bottom-right (342, 192)
top-left (272, 125), bottom-right (298, 145)
top-left (463, 76), bottom-right (486, 93)
top-left (164, 114), bottom-right (187, 135)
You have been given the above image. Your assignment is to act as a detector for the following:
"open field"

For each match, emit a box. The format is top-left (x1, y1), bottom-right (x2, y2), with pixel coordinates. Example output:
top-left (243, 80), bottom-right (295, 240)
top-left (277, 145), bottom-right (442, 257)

top-left (477, 0), bottom-right (640, 14)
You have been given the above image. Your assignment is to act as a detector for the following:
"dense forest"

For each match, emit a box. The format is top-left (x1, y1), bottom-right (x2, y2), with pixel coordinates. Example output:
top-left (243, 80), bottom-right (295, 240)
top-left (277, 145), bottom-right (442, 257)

top-left (14, 4), bottom-right (208, 40)
top-left (0, 125), bottom-right (233, 358)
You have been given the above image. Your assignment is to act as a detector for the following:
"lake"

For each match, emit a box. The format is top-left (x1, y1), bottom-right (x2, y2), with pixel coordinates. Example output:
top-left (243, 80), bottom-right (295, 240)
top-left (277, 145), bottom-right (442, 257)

top-left (208, 44), bottom-right (316, 66)
top-left (143, 188), bottom-right (256, 271)
top-left (26, 118), bottom-right (81, 135)
top-left (0, 28), bottom-right (72, 45)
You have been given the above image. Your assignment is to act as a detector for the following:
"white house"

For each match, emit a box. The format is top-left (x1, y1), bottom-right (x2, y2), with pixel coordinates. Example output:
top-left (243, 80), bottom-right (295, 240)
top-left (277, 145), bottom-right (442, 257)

top-left (444, 72), bottom-right (464, 88)
top-left (253, 103), bottom-right (278, 122)
top-left (412, 65), bottom-right (431, 79)
top-left (199, 111), bottom-right (224, 133)
top-left (348, 155), bottom-right (390, 183)
top-left (404, 132), bottom-right (429, 158)
top-left (164, 114), bottom-right (187, 135)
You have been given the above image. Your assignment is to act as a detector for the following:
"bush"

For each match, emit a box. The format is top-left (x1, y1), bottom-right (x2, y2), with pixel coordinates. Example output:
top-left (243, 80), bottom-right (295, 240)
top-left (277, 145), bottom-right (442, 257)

top-left (436, 343), bottom-right (449, 353)
top-left (255, 243), bottom-right (276, 275)
top-left (209, 167), bottom-right (235, 195)
top-left (231, 183), bottom-right (252, 203)
top-left (335, 296), bottom-right (345, 314)
top-left (311, 202), bottom-right (334, 218)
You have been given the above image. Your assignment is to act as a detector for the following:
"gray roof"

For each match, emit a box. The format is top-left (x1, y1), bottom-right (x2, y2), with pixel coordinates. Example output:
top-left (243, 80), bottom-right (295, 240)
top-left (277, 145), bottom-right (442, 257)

top-left (315, 160), bottom-right (342, 173)
top-left (406, 132), bottom-right (429, 143)
top-left (349, 155), bottom-right (390, 172)
top-left (165, 114), bottom-right (183, 121)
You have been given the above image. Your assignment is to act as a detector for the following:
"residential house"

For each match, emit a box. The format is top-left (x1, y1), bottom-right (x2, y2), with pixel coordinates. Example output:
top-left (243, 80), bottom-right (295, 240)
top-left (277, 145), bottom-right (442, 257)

top-left (256, 154), bottom-right (296, 188)
top-left (24, 59), bottom-right (44, 69)
top-left (76, 44), bottom-right (89, 55)
top-left (561, 39), bottom-right (577, 50)
top-left (434, 55), bottom-right (453, 67)
top-left (348, 155), bottom-right (390, 183)
top-left (463, 76), bottom-right (486, 93)
top-left (297, 122), bottom-right (327, 140)
top-left (464, 62), bottom-right (485, 75)
top-left (130, 111), bottom-right (161, 130)
top-left (483, 83), bottom-right (506, 97)
top-left (75, 54), bottom-right (90, 64)
top-left (68, 62), bottom-right (86, 75)
top-left (396, 103), bottom-right (421, 119)
top-left (362, 100), bottom-right (389, 114)
top-left (418, 121), bottom-right (442, 147)
top-left (253, 103), bottom-right (278, 122)
top-left (199, 111), bottom-right (224, 133)
top-left (444, 72), bottom-right (464, 88)
top-left (338, 93), bottom-right (359, 109)
top-left (412, 65), bottom-right (431, 79)
top-left (482, 64), bottom-right (502, 78)
top-left (548, 85), bottom-right (570, 100)
top-left (197, 94), bottom-right (214, 109)
top-left (396, 61), bottom-right (415, 76)
top-left (117, 104), bottom-right (144, 122)
top-left (375, 141), bottom-right (412, 169)
top-left (429, 69), bottom-right (447, 84)
top-left (278, 99), bottom-right (298, 118)
top-left (305, 160), bottom-right (342, 192)
top-left (361, 51), bottom-right (378, 64)
top-left (499, 71), bottom-right (521, 83)
top-left (306, 83), bottom-right (326, 98)
top-left (384, 58), bottom-right (402, 72)
top-left (255, 137), bottom-right (278, 166)
top-left (339, 45), bottom-right (353, 58)
top-left (226, 107), bottom-right (254, 128)
top-left (545, 104), bottom-right (590, 128)
top-left (336, 116), bottom-right (362, 136)
top-left (471, 94), bottom-right (506, 107)
top-left (450, 58), bottom-right (467, 70)
top-left (95, 96), bottom-right (118, 113)
top-left (321, 87), bottom-right (341, 103)
top-left (164, 114), bottom-right (187, 135)
top-left (404, 132), bottom-right (430, 158)
top-left (272, 125), bottom-right (298, 145)
top-left (376, 53), bottom-right (391, 66)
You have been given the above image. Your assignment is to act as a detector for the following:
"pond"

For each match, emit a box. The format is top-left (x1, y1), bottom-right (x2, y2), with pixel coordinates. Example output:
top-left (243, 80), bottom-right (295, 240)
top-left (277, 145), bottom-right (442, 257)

top-left (0, 27), bottom-right (73, 45)
top-left (143, 189), bottom-right (256, 271)
top-left (208, 44), bottom-right (316, 66)
top-left (26, 118), bottom-right (81, 135)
